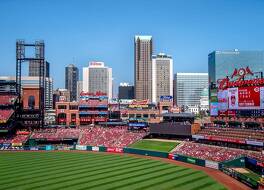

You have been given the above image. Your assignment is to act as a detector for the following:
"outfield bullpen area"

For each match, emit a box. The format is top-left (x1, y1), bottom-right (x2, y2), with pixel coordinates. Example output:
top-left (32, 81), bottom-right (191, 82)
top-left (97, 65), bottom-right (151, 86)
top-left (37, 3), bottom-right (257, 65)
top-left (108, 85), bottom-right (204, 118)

top-left (0, 151), bottom-right (229, 190)
top-left (129, 139), bottom-right (180, 152)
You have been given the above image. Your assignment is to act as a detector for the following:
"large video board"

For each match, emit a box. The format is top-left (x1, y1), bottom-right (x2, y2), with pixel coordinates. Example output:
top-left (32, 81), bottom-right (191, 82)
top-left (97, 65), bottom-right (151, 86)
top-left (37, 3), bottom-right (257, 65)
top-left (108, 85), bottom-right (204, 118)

top-left (227, 86), bottom-right (264, 110)
top-left (216, 86), bottom-right (264, 110)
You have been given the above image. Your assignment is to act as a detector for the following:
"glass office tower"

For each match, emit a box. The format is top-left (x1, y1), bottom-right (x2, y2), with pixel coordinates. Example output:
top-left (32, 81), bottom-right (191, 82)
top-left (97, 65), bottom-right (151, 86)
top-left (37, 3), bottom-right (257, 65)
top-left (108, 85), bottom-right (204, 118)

top-left (174, 73), bottom-right (208, 106)
top-left (208, 50), bottom-right (264, 87)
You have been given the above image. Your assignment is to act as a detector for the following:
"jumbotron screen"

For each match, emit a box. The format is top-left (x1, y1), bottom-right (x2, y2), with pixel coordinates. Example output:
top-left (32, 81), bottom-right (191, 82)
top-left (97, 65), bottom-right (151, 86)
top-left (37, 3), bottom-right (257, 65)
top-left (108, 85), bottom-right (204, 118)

top-left (218, 86), bottom-right (264, 110)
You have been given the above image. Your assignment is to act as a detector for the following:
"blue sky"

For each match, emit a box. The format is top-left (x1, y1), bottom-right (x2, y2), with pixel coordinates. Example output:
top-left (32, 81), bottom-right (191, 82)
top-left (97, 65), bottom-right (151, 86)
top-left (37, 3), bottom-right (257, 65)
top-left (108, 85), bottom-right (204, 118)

top-left (0, 0), bottom-right (264, 95)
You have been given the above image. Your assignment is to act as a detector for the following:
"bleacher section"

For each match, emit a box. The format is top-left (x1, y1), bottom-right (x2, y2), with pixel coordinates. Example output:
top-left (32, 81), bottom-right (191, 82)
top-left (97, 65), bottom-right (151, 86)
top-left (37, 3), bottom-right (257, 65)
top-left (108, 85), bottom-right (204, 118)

top-left (31, 128), bottom-right (80, 140)
top-left (196, 127), bottom-right (264, 142)
top-left (0, 95), bottom-right (17, 105)
top-left (79, 126), bottom-right (148, 148)
top-left (0, 133), bottom-right (30, 145)
top-left (0, 110), bottom-right (14, 122)
top-left (172, 142), bottom-right (264, 162)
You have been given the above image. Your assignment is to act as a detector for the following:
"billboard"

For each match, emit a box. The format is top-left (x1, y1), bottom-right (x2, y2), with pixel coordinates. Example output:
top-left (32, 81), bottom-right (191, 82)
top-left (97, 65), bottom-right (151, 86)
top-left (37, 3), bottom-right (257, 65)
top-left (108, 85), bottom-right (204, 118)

top-left (160, 96), bottom-right (173, 102)
top-left (228, 88), bottom-right (238, 109)
top-left (217, 90), bottom-right (228, 111)
top-left (227, 86), bottom-right (263, 110)
top-left (210, 102), bottom-right (218, 116)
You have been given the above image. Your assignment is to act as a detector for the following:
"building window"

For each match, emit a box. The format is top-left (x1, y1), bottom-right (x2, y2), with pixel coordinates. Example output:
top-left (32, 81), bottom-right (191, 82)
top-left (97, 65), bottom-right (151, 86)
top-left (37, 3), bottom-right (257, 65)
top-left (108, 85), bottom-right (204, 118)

top-left (28, 96), bottom-right (35, 109)
top-left (58, 105), bottom-right (67, 109)
top-left (69, 105), bottom-right (78, 110)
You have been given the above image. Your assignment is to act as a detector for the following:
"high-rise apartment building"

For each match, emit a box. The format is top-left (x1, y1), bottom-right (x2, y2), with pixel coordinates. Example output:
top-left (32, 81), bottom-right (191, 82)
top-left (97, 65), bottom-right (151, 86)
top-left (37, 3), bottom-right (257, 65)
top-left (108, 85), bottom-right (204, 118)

top-left (65, 64), bottom-right (79, 101)
top-left (152, 53), bottom-right (173, 103)
top-left (83, 62), bottom-right (112, 99)
top-left (134, 35), bottom-right (153, 101)
top-left (118, 83), bottom-right (134, 99)
top-left (174, 73), bottom-right (208, 107)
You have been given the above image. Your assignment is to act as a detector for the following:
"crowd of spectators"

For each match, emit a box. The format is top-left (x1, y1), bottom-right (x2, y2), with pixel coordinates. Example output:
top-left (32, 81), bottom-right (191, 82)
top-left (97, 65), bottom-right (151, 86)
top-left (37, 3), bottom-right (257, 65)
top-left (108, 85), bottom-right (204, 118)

top-left (172, 142), bottom-right (264, 163)
top-left (197, 127), bottom-right (264, 141)
top-left (79, 126), bottom-right (148, 147)
top-left (31, 128), bottom-right (80, 140)
top-left (0, 133), bottom-right (29, 144)
top-left (0, 95), bottom-right (17, 106)
top-left (0, 109), bottom-right (14, 121)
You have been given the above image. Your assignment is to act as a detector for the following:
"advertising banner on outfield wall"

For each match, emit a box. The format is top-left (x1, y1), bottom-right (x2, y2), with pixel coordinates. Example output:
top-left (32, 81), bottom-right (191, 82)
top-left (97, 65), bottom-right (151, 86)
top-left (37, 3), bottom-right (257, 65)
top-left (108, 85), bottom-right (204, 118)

top-left (92, 146), bottom-right (99, 152)
top-left (205, 160), bottom-right (219, 169)
top-left (76, 145), bottom-right (87, 150)
top-left (107, 147), bottom-right (123, 153)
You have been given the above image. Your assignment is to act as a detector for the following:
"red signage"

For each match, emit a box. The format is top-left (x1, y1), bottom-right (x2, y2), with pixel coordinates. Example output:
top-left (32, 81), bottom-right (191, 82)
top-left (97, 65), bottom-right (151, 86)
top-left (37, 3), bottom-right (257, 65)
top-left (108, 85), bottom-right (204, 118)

top-left (217, 67), bottom-right (264, 90)
top-left (238, 86), bottom-right (260, 108)
top-left (107, 147), bottom-right (123, 153)
top-left (204, 135), bottom-right (245, 144)
top-left (231, 66), bottom-right (253, 81)
top-left (168, 153), bottom-right (174, 160)
top-left (80, 118), bottom-right (92, 122)
top-left (80, 91), bottom-right (107, 97)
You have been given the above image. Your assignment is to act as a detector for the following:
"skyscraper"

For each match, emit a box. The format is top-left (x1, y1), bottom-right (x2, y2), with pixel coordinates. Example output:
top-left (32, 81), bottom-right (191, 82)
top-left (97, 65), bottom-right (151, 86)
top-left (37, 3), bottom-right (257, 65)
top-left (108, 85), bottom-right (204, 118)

top-left (83, 62), bottom-right (112, 99)
top-left (29, 60), bottom-right (50, 78)
top-left (77, 80), bottom-right (83, 100)
top-left (174, 73), bottom-right (208, 107)
top-left (134, 35), bottom-right (153, 101)
top-left (65, 64), bottom-right (79, 101)
top-left (118, 83), bottom-right (134, 99)
top-left (152, 53), bottom-right (173, 103)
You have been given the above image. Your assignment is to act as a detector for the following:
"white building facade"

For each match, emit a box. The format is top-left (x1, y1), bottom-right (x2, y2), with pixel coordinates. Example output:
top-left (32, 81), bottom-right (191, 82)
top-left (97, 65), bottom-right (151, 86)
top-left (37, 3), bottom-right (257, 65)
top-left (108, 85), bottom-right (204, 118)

top-left (83, 62), bottom-right (112, 99)
top-left (174, 73), bottom-right (208, 112)
top-left (152, 53), bottom-right (173, 103)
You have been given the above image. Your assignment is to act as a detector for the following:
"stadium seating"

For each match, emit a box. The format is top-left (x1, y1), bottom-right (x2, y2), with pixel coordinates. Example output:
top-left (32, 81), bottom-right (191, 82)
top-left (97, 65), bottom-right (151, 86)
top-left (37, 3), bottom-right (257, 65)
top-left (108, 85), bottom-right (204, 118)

top-left (172, 142), bottom-right (264, 162)
top-left (0, 109), bottom-right (14, 121)
top-left (31, 128), bottom-right (80, 140)
top-left (79, 126), bottom-right (147, 147)
top-left (0, 95), bottom-right (17, 105)
top-left (0, 133), bottom-right (29, 144)
top-left (197, 127), bottom-right (264, 141)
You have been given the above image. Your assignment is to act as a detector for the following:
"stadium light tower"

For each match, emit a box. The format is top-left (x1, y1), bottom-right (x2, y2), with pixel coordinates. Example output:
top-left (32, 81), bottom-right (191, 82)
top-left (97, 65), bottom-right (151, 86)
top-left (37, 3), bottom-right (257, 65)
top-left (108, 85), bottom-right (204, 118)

top-left (16, 40), bottom-right (45, 128)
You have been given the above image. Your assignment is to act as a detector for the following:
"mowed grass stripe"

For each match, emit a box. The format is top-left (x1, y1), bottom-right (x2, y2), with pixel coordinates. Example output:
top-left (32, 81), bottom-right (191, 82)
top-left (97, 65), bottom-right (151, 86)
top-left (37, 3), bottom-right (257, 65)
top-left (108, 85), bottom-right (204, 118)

top-left (0, 154), bottom-right (138, 186)
top-left (0, 156), bottom-right (143, 189)
top-left (0, 153), bottom-right (122, 178)
top-left (75, 167), bottom-right (191, 190)
top-left (129, 140), bottom-right (179, 152)
top-left (0, 152), bottom-right (113, 169)
top-left (0, 152), bottom-right (97, 170)
top-left (132, 170), bottom-right (202, 190)
top-left (159, 174), bottom-right (225, 190)
top-left (102, 168), bottom-right (196, 190)
top-left (28, 159), bottom-right (164, 190)
top-left (0, 152), bottom-right (226, 190)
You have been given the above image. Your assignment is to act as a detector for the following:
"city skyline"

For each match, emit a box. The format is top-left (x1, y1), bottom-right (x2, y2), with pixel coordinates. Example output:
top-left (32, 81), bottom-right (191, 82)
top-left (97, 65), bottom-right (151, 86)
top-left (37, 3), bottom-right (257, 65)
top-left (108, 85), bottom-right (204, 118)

top-left (0, 0), bottom-right (264, 93)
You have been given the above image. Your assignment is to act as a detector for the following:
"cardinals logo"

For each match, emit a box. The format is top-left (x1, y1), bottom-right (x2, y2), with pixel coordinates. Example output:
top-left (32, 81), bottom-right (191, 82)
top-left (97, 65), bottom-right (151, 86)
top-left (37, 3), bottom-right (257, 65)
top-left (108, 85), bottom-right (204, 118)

top-left (231, 66), bottom-right (253, 81)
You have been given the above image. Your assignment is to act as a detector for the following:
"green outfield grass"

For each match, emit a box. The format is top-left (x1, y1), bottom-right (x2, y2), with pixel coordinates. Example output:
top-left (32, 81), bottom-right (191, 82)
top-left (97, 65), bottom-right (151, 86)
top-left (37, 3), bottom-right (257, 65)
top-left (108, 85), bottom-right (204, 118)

top-left (0, 152), bottom-right (226, 190)
top-left (129, 139), bottom-right (180, 152)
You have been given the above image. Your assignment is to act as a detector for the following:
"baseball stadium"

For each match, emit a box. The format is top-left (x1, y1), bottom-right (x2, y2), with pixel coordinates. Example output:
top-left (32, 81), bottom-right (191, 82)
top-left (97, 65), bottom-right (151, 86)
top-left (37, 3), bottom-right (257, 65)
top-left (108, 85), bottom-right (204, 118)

top-left (0, 43), bottom-right (263, 190)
